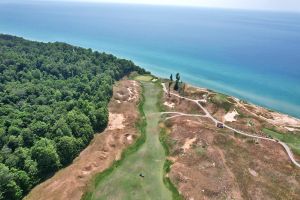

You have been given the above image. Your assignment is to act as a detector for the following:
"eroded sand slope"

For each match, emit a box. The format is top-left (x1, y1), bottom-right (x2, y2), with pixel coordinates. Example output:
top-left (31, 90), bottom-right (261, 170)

top-left (25, 80), bottom-right (141, 200)
top-left (161, 83), bottom-right (300, 200)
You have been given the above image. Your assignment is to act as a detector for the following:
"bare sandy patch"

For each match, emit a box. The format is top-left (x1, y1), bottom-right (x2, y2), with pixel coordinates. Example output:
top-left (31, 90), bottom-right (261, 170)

top-left (269, 112), bottom-right (300, 127)
top-left (236, 100), bottom-right (300, 129)
top-left (127, 80), bottom-right (139, 102)
top-left (224, 109), bottom-right (239, 122)
top-left (185, 119), bottom-right (202, 127)
top-left (25, 79), bottom-right (141, 200)
top-left (126, 134), bottom-right (133, 141)
top-left (164, 101), bottom-right (175, 108)
top-left (285, 127), bottom-right (296, 132)
top-left (113, 80), bottom-right (139, 103)
top-left (108, 113), bottom-right (125, 130)
top-left (182, 137), bottom-right (197, 153)
top-left (163, 82), bottom-right (300, 200)
top-left (248, 168), bottom-right (258, 177)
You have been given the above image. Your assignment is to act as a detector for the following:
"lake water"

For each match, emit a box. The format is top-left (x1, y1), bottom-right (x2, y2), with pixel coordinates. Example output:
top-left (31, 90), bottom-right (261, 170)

top-left (0, 2), bottom-right (300, 118)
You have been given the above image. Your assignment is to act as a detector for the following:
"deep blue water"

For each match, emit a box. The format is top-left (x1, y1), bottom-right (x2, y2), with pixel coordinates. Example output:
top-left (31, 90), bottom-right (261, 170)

top-left (0, 2), bottom-right (300, 118)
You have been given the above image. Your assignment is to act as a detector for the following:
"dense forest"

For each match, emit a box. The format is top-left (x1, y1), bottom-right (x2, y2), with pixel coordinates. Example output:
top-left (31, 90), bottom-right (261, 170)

top-left (0, 34), bottom-right (146, 199)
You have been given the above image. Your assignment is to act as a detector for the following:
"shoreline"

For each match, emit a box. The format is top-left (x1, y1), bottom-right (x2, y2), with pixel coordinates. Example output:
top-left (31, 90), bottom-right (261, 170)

top-left (1, 33), bottom-right (299, 119)
top-left (160, 81), bottom-right (300, 168)
top-left (156, 73), bottom-right (300, 120)
top-left (185, 82), bottom-right (300, 122)
top-left (158, 76), bottom-right (300, 123)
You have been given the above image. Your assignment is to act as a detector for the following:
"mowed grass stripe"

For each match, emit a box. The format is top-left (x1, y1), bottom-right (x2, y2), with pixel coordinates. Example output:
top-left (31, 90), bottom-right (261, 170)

top-left (88, 79), bottom-right (172, 200)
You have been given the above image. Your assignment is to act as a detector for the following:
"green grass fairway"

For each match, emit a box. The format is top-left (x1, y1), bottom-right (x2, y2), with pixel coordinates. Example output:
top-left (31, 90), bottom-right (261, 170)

top-left (134, 75), bottom-right (154, 82)
top-left (89, 81), bottom-right (172, 200)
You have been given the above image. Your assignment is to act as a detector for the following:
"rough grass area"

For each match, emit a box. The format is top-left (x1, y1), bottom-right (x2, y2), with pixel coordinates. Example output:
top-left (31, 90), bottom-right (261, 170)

top-left (160, 128), bottom-right (184, 200)
top-left (263, 128), bottom-right (300, 155)
top-left (211, 93), bottom-right (233, 112)
top-left (83, 81), bottom-right (172, 200)
top-left (82, 86), bottom-right (147, 200)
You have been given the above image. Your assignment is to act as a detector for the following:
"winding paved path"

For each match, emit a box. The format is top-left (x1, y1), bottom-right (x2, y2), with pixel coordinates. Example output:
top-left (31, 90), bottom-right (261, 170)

top-left (161, 83), bottom-right (300, 168)
top-left (161, 112), bottom-right (207, 120)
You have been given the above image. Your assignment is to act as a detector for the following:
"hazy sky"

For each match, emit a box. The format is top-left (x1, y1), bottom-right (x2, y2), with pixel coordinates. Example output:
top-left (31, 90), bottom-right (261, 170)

top-left (8, 0), bottom-right (300, 12)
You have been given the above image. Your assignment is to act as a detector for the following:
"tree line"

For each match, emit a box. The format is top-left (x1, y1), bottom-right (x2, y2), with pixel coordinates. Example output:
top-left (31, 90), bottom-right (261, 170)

top-left (0, 34), bottom-right (146, 199)
top-left (168, 73), bottom-right (186, 96)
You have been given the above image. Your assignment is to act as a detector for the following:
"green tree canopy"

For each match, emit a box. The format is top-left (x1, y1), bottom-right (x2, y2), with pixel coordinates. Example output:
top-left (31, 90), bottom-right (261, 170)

top-left (0, 34), bottom-right (146, 199)
top-left (31, 139), bottom-right (60, 175)
top-left (56, 136), bottom-right (80, 165)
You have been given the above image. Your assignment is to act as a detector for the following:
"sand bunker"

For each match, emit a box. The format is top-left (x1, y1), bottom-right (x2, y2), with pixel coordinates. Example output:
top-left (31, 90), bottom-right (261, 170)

top-left (224, 109), bottom-right (239, 122)
top-left (108, 113), bottom-right (125, 130)
top-left (126, 134), bottom-right (133, 141)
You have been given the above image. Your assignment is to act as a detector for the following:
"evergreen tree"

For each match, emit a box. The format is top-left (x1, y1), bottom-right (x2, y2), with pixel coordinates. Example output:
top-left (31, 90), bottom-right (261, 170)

top-left (174, 73), bottom-right (180, 91)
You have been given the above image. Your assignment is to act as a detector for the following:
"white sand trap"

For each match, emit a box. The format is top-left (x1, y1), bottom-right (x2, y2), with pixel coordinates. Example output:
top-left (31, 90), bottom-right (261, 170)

top-left (224, 109), bottom-right (239, 122)
top-left (108, 113), bottom-right (125, 130)
top-left (164, 101), bottom-right (175, 108)
top-left (126, 135), bottom-right (133, 141)
top-left (182, 137), bottom-right (197, 152)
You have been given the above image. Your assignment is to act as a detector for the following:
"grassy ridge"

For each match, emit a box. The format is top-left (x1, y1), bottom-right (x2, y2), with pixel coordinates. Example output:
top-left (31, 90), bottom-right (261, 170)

top-left (159, 128), bottom-right (183, 200)
top-left (158, 82), bottom-right (183, 200)
top-left (262, 128), bottom-right (300, 156)
top-left (88, 78), bottom-right (171, 199)
top-left (83, 77), bottom-right (182, 200)
top-left (211, 93), bottom-right (233, 112)
top-left (82, 86), bottom-right (146, 200)
top-left (156, 80), bottom-right (166, 112)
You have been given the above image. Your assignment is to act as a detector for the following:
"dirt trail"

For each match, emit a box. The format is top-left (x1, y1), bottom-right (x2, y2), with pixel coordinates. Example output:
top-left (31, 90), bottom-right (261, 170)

top-left (161, 83), bottom-right (300, 168)
top-left (25, 80), bottom-right (141, 200)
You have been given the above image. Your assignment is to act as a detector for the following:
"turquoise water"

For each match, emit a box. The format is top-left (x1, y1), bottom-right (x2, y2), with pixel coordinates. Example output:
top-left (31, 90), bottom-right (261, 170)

top-left (0, 2), bottom-right (300, 118)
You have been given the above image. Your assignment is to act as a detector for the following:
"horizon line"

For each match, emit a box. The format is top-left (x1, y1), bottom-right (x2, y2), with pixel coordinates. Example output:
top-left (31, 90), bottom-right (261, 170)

top-left (2, 0), bottom-right (300, 13)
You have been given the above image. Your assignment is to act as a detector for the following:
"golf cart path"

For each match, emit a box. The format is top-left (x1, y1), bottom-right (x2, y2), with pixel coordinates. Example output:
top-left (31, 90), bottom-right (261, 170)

top-left (161, 83), bottom-right (300, 168)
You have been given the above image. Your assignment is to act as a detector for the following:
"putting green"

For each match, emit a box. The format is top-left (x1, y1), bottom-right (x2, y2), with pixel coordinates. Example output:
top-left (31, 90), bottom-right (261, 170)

top-left (89, 80), bottom-right (172, 200)
top-left (134, 75), bottom-right (154, 82)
